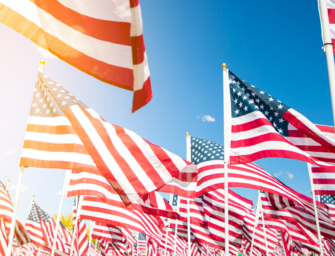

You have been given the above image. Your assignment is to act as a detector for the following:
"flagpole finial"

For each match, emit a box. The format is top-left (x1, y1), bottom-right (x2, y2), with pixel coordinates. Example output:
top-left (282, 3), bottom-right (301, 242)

top-left (7, 179), bottom-right (9, 182)
top-left (186, 132), bottom-right (189, 137)
top-left (222, 63), bottom-right (227, 69)
top-left (40, 60), bottom-right (46, 66)
top-left (39, 60), bottom-right (46, 72)
top-left (33, 195), bottom-right (35, 198)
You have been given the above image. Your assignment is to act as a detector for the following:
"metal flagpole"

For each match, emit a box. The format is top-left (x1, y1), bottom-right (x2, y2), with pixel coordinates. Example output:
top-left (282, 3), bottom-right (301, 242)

top-left (88, 221), bottom-right (95, 256)
top-left (318, 0), bottom-right (335, 131)
top-left (186, 132), bottom-right (191, 256)
top-left (250, 193), bottom-right (261, 255)
top-left (7, 60), bottom-right (46, 256)
top-left (258, 192), bottom-right (269, 256)
top-left (70, 196), bottom-right (82, 256)
top-left (51, 170), bottom-right (71, 256)
top-left (223, 63), bottom-right (232, 256)
top-left (7, 166), bottom-right (24, 256)
top-left (5, 180), bottom-right (10, 191)
top-left (307, 163), bottom-right (324, 256)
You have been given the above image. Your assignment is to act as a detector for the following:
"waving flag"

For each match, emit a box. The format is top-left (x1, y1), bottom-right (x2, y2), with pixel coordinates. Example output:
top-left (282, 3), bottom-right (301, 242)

top-left (228, 71), bottom-right (335, 167)
top-left (311, 163), bottom-right (335, 195)
top-left (321, 195), bottom-right (335, 223)
top-left (21, 73), bottom-right (195, 204)
top-left (0, 0), bottom-right (152, 112)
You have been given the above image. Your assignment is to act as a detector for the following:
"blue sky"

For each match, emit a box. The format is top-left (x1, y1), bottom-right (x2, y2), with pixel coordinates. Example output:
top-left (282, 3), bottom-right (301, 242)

top-left (0, 1), bottom-right (332, 221)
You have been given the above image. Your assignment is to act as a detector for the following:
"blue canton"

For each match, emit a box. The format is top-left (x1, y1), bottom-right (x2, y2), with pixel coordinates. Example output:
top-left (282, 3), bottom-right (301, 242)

top-left (27, 202), bottom-right (51, 223)
top-left (191, 137), bottom-right (224, 165)
top-left (229, 71), bottom-right (290, 136)
top-left (138, 233), bottom-right (146, 241)
top-left (320, 195), bottom-right (335, 205)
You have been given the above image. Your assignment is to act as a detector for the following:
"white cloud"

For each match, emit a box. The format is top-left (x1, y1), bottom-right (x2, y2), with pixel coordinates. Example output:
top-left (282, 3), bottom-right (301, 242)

top-left (9, 184), bottom-right (29, 193)
top-left (54, 190), bottom-right (63, 195)
top-left (286, 171), bottom-right (294, 179)
top-left (274, 170), bottom-right (283, 177)
top-left (197, 114), bottom-right (216, 122)
top-left (2, 151), bottom-right (14, 155)
top-left (36, 46), bottom-right (58, 59)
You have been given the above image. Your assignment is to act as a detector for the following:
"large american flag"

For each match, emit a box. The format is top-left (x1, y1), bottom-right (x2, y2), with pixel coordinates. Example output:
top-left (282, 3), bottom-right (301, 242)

top-left (21, 73), bottom-right (195, 205)
top-left (228, 71), bottom-right (335, 168)
top-left (0, 0), bottom-right (152, 112)
top-left (191, 136), bottom-right (305, 207)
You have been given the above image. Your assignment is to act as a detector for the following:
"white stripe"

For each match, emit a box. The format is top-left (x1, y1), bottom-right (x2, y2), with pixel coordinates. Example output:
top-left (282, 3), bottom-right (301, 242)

top-left (328, 0), bottom-right (335, 9)
top-left (3, 0), bottom-right (133, 69)
top-left (57, 0), bottom-right (132, 23)
top-left (232, 111), bottom-right (267, 125)
top-left (27, 116), bottom-right (72, 126)
top-left (130, 5), bottom-right (143, 37)
top-left (21, 148), bottom-right (96, 165)
top-left (71, 105), bottom-right (139, 201)
top-left (24, 132), bottom-right (83, 144)
top-left (231, 124), bottom-right (279, 141)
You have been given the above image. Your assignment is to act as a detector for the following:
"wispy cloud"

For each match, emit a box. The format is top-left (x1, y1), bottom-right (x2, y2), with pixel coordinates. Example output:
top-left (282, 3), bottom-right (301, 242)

top-left (274, 170), bottom-right (283, 178)
top-left (197, 114), bottom-right (216, 122)
top-left (2, 151), bottom-right (14, 155)
top-left (54, 190), bottom-right (63, 195)
top-left (286, 171), bottom-right (294, 179)
top-left (36, 46), bottom-right (58, 59)
top-left (9, 184), bottom-right (29, 193)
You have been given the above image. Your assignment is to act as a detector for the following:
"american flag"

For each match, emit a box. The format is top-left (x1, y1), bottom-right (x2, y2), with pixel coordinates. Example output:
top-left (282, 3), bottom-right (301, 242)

top-left (321, 195), bottom-right (335, 223)
top-left (25, 201), bottom-right (70, 255)
top-left (311, 165), bottom-right (335, 195)
top-left (0, 180), bottom-right (30, 246)
top-left (92, 223), bottom-right (124, 244)
top-left (137, 232), bottom-right (147, 254)
top-left (22, 73), bottom-right (195, 205)
top-left (191, 136), bottom-right (305, 207)
top-left (147, 238), bottom-right (158, 256)
top-left (0, 0), bottom-right (152, 112)
top-left (228, 71), bottom-right (335, 168)
top-left (72, 197), bottom-right (89, 256)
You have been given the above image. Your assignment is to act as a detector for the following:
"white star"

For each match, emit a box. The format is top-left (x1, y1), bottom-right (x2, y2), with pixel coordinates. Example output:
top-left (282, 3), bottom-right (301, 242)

top-left (273, 122), bottom-right (277, 127)
top-left (62, 101), bottom-right (66, 106)
top-left (39, 99), bottom-right (44, 103)
top-left (234, 99), bottom-right (238, 104)
top-left (234, 110), bottom-right (240, 115)
top-left (237, 92), bottom-right (242, 96)
top-left (278, 128), bottom-right (283, 134)
top-left (48, 81), bottom-right (53, 85)
top-left (239, 102), bottom-right (243, 107)
top-left (53, 108), bottom-right (56, 113)
top-left (251, 85), bottom-right (255, 88)
top-left (243, 95), bottom-right (247, 100)
top-left (256, 98), bottom-right (260, 103)
top-left (255, 105), bottom-right (259, 109)
top-left (56, 84), bottom-right (60, 87)
top-left (278, 104), bottom-right (283, 109)
top-left (274, 112), bottom-right (279, 117)
top-left (50, 103), bottom-right (53, 107)
top-left (61, 90), bottom-right (65, 93)
top-left (47, 98), bottom-right (49, 102)
top-left (244, 106), bottom-right (248, 111)
top-left (52, 88), bottom-right (57, 91)
top-left (43, 104), bottom-right (47, 108)
top-left (269, 117), bottom-right (273, 121)
top-left (252, 93), bottom-right (255, 96)
top-left (264, 110), bottom-right (269, 116)
top-left (57, 94), bottom-right (62, 98)
top-left (260, 91), bottom-right (264, 94)
top-left (44, 75), bottom-right (48, 78)
top-left (248, 99), bottom-right (254, 104)
top-left (36, 93), bottom-right (40, 98)
top-left (236, 81), bottom-right (240, 86)
top-left (260, 105), bottom-right (264, 109)
top-left (65, 96), bottom-right (70, 99)
top-left (46, 109), bottom-right (50, 114)
top-left (233, 88), bottom-right (236, 92)
top-left (279, 118), bottom-right (284, 123)
top-left (34, 88), bottom-right (37, 92)
top-left (32, 103), bottom-right (37, 108)
top-left (35, 109), bottom-right (40, 113)
top-left (269, 97), bottom-right (274, 102)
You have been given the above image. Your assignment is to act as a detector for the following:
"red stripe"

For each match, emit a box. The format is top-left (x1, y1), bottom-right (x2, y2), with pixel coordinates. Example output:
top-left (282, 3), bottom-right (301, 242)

top-left (132, 77), bottom-right (152, 113)
top-left (129, 0), bottom-right (139, 8)
top-left (26, 124), bottom-right (77, 134)
top-left (316, 124), bottom-right (334, 133)
top-left (131, 35), bottom-right (145, 65)
top-left (313, 178), bottom-right (335, 184)
top-left (232, 118), bottom-right (271, 133)
top-left (32, 0), bottom-right (131, 45)
top-left (231, 132), bottom-right (292, 148)
top-left (23, 140), bottom-right (88, 153)
top-left (20, 157), bottom-right (95, 170)
top-left (329, 9), bottom-right (335, 24)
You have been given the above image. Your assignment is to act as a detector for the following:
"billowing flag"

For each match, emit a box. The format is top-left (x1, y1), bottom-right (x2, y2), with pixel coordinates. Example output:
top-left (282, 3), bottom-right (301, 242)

top-left (21, 73), bottom-right (195, 204)
top-left (228, 71), bottom-right (335, 168)
top-left (320, 195), bottom-right (335, 223)
top-left (311, 164), bottom-right (335, 195)
top-left (0, 0), bottom-right (152, 112)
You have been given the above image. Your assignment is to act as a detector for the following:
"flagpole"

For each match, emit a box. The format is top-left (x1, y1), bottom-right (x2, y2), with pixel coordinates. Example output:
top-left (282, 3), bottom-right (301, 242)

top-left (223, 63), bottom-right (231, 256)
top-left (7, 166), bottom-right (24, 256)
top-left (186, 132), bottom-right (191, 256)
top-left (50, 170), bottom-right (71, 256)
top-left (318, 0), bottom-right (335, 131)
top-left (70, 196), bottom-right (82, 256)
top-left (307, 163), bottom-right (324, 256)
top-left (250, 193), bottom-right (261, 256)
top-left (207, 245), bottom-right (209, 256)
top-left (5, 180), bottom-right (10, 191)
top-left (258, 192), bottom-right (269, 256)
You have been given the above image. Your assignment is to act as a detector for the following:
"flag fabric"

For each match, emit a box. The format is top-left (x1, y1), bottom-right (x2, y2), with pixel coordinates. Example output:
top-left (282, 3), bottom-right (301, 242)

top-left (311, 164), bottom-right (335, 195)
top-left (137, 233), bottom-right (147, 255)
top-left (228, 71), bottom-right (335, 168)
top-left (88, 246), bottom-right (101, 256)
top-left (92, 222), bottom-right (124, 243)
top-left (147, 238), bottom-right (158, 256)
top-left (323, 0), bottom-right (335, 54)
top-left (321, 195), bottom-right (335, 223)
top-left (191, 136), bottom-right (305, 207)
top-left (0, 180), bottom-right (30, 246)
top-left (21, 73), bottom-right (196, 205)
top-left (0, 0), bottom-right (152, 112)
top-left (73, 220), bottom-right (89, 256)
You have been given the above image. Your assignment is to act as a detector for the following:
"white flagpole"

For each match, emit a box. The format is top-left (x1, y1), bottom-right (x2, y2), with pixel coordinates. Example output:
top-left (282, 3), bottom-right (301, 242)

top-left (223, 63), bottom-right (231, 256)
top-left (258, 192), bottom-right (269, 256)
top-left (318, 0), bottom-right (335, 131)
top-left (51, 170), bottom-right (71, 256)
top-left (70, 196), bottom-right (82, 256)
top-left (88, 221), bottom-right (95, 256)
top-left (307, 163), bottom-right (324, 256)
top-left (250, 193), bottom-right (261, 255)
top-left (5, 180), bottom-right (10, 191)
top-left (7, 166), bottom-right (24, 256)
top-left (186, 132), bottom-right (191, 256)
top-left (207, 245), bottom-right (209, 256)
